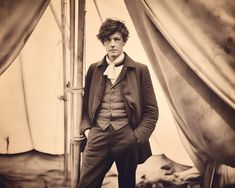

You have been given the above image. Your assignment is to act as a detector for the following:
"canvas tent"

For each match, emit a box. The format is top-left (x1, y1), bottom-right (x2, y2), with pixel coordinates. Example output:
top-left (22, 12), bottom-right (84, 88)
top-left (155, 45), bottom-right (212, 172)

top-left (123, 0), bottom-right (235, 186)
top-left (0, 0), bottom-right (235, 187)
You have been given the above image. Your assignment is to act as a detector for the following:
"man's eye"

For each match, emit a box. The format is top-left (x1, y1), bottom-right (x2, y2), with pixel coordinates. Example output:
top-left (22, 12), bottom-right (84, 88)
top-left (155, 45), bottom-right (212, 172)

top-left (104, 39), bottom-right (110, 43)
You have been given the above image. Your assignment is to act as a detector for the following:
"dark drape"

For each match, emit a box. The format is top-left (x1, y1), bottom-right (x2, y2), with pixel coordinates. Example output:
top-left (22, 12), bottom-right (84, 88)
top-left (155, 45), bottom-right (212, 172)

top-left (0, 0), bottom-right (50, 75)
top-left (124, 0), bottom-right (235, 175)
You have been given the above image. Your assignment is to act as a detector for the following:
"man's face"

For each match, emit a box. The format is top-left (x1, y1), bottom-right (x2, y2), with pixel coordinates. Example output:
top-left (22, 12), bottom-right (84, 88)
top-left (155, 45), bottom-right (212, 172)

top-left (103, 32), bottom-right (125, 62)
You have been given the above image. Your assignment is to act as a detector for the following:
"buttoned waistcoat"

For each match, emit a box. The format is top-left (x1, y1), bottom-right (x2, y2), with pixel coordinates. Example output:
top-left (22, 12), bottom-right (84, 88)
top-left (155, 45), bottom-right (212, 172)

top-left (81, 53), bottom-right (159, 164)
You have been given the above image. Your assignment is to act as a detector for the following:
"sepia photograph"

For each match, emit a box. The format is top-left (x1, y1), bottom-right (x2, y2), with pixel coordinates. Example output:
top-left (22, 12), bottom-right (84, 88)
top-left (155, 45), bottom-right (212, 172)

top-left (0, 0), bottom-right (234, 188)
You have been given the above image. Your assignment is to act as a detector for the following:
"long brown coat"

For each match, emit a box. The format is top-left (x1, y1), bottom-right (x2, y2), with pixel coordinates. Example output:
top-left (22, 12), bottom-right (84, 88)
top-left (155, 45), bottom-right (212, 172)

top-left (81, 53), bottom-right (158, 163)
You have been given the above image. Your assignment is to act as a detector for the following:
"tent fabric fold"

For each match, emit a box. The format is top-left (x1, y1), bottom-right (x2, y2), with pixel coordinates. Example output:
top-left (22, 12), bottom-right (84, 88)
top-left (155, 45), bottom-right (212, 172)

top-left (0, 0), bottom-right (65, 154)
top-left (0, 57), bottom-right (33, 154)
top-left (0, 0), bottom-right (50, 76)
top-left (124, 0), bottom-right (235, 176)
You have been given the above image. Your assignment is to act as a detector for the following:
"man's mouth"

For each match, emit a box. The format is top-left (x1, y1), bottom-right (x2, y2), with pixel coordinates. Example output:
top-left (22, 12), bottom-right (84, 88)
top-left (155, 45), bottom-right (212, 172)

top-left (109, 49), bottom-right (117, 52)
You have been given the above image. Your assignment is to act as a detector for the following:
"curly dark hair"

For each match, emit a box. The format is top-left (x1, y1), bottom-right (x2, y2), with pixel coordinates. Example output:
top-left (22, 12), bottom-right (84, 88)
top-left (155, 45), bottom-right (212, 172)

top-left (96, 18), bottom-right (129, 43)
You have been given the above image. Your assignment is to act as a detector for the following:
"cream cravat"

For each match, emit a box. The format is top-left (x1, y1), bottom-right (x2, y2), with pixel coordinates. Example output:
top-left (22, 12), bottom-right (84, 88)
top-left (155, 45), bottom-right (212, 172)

top-left (103, 53), bottom-right (124, 84)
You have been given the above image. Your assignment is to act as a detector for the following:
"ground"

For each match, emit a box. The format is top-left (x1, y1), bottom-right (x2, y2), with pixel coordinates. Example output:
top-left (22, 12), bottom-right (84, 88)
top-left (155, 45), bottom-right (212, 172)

top-left (0, 150), bottom-right (203, 188)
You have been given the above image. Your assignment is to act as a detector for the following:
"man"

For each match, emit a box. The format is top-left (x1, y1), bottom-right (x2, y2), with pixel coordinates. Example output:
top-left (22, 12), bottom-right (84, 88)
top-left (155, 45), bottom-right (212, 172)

top-left (78, 18), bottom-right (158, 188)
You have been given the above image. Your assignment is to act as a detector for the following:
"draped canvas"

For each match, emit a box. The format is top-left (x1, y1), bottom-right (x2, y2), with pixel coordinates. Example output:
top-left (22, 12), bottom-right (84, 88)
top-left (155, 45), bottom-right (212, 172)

top-left (0, 56), bottom-right (33, 153)
top-left (0, 0), bottom-right (50, 76)
top-left (0, 0), bottom-right (66, 155)
top-left (124, 0), bottom-right (235, 176)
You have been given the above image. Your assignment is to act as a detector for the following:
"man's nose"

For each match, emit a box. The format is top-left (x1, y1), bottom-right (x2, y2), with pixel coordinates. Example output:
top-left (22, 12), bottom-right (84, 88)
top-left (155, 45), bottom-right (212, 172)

top-left (110, 39), bottom-right (115, 46)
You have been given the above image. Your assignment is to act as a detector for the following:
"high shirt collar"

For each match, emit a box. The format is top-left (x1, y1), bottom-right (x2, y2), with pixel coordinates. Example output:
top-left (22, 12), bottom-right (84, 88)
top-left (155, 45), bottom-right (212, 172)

top-left (106, 52), bottom-right (125, 65)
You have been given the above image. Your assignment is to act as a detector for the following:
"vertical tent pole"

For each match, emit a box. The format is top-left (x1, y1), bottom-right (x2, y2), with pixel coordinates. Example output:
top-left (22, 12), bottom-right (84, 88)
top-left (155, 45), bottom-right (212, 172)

top-left (70, 0), bottom-right (86, 187)
top-left (70, 0), bottom-right (75, 139)
top-left (69, 0), bottom-right (76, 186)
top-left (61, 0), bottom-right (69, 178)
top-left (76, 1), bottom-right (85, 92)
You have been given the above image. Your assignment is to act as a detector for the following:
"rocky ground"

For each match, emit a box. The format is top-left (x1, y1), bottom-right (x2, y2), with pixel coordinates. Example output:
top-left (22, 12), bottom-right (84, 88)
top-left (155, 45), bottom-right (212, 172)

top-left (0, 150), bottom-right (203, 188)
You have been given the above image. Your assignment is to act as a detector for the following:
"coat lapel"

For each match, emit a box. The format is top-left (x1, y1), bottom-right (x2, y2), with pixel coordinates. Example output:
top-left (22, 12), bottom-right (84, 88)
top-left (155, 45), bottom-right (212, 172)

top-left (89, 60), bottom-right (106, 122)
top-left (121, 54), bottom-right (141, 125)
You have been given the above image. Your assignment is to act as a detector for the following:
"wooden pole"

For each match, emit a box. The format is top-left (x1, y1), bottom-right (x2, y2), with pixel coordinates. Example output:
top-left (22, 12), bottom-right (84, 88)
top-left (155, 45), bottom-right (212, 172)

top-left (70, 0), bottom-right (86, 187)
top-left (77, 1), bottom-right (85, 90)
top-left (61, 0), bottom-right (69, 179)
top-left (69, 0), bottom-right (77, 187)
top-left (69, 0), bottom-right (75, 144)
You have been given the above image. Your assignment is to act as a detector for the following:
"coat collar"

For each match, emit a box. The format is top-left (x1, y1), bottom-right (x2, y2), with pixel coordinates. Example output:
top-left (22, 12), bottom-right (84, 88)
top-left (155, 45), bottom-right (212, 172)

top-left (97, 52), bottom-right (136, 69)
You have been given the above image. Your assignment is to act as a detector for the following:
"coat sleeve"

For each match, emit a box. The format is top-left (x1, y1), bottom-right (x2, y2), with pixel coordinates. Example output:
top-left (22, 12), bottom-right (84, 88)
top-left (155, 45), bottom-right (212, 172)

top-left (134, 66), bottom-right (159, 143)
top-left (80, 65), bottom-right (94, 135)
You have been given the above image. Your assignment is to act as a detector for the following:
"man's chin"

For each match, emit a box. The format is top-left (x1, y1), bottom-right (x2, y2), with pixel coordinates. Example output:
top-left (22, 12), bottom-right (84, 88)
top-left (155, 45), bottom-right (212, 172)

top-left (109, 54), bottom-right (118, 60)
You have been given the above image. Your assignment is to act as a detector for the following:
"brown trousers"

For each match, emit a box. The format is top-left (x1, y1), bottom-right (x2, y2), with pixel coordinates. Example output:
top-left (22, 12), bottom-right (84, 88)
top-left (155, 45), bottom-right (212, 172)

top-left (78, 124), bottom-right (139, 188)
